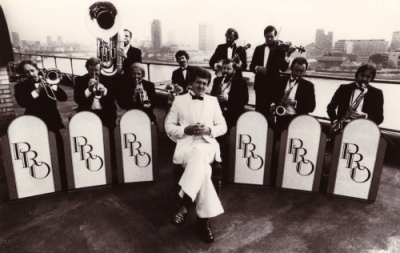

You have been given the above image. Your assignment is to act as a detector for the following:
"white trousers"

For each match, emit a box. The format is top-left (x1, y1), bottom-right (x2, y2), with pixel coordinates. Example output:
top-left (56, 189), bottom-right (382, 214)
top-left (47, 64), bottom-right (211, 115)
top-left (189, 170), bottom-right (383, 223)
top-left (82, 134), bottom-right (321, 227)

top-left (179, 140), bottom-right (224, 218)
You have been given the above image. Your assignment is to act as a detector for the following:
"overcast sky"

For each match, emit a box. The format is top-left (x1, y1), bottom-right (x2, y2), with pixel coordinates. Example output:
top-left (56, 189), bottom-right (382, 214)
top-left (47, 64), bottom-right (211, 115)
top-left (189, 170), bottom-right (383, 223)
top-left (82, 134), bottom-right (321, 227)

top-left (2, 0), bottom-right (400, 48)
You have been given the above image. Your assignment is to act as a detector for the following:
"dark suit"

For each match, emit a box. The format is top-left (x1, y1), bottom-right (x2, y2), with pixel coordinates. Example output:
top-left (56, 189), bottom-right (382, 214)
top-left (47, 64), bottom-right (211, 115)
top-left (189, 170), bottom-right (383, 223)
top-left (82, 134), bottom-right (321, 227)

top-left (327, 82), bottom-right (384, 125)
top-left (270, 76), bottom-right (315, 137)
top-left (14, 80), bottom-right (67, 131)
top-left (209, 43), bottom-right (248, 72)
top-left (211, 75), bottom-right (249, 129)
top-left (171, 65), bottom-right (194, 93)
top-left (74, 74), bottom-right (117, 129)
top-left (270, 76), bottom-right (316, 115)
top-left (122, 46), bottom-right (142, 75)
top-left (116, 78), bottom-right (156, 122)
top-left (250, 43), bottom-right (289, 114)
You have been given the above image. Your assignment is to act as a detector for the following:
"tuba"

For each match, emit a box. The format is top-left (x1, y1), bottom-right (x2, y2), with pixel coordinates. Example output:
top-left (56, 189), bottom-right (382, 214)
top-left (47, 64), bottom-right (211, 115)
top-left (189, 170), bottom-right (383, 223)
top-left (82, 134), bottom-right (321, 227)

top-left (86, 1), bottom-right (124, 76)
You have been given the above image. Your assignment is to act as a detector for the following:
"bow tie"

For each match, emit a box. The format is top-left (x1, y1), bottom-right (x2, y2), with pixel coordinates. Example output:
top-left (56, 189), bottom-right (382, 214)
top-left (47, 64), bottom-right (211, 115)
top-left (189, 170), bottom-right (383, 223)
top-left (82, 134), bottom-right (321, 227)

top-left (191, 95), bottom-right (203, 100)
top-left (289, 78), bottom-right (296, 83)
top-left (228, 44), bottom-right (235, 49)
top-left (181, 68), bottom-right (186, 71)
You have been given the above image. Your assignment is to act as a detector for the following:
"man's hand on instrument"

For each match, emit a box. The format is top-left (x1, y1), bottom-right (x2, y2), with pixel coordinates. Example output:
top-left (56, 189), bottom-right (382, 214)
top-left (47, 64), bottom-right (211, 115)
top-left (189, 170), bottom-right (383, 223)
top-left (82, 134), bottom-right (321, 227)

top-left (256, 66), bottom-right (267, 75)
top-left (345, 109), bottom-right (367, 120)
top-left (214, 61), bottom-right (223, 71)
top-left (270, 103), bottom-right (276, 113)
top-left (280, 98), bottom-right (296, 106)
top-left (118, 48), bottom-right (127, 59)
top-left (96, 83), bottom-right (107, 96)
top-left (286, 47), bottom-right (296, 57)
top-left (330, 120), bottom-right (340, 133)
top-left (88, 79), bottom-right (97, 93)
top-left (218, 93), bottom-right (228, 102)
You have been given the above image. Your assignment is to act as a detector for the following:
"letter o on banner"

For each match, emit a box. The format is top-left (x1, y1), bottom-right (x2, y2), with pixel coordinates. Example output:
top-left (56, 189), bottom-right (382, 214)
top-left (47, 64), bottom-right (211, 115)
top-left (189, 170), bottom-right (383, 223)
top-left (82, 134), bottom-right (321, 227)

top-left (276, 115), bottom-right (326, 192)
top-left (68, 112), bottom-right (108, 189)
top-left (117, 109), bottom-right (155, 183)
top-left (328, 119), bottom-right (386, 201)
top-left (230, 111), bottom-right (271, 185)
top-left (3, 116), bottom-right (60, 200)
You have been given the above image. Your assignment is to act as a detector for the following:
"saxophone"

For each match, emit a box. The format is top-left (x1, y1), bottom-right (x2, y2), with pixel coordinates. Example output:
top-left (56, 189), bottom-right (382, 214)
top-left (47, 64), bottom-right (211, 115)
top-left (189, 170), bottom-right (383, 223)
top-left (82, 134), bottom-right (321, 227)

top-left (275, 79), bottom-right (297, 116)
top-left (332, 86), bottom-right (368, 133)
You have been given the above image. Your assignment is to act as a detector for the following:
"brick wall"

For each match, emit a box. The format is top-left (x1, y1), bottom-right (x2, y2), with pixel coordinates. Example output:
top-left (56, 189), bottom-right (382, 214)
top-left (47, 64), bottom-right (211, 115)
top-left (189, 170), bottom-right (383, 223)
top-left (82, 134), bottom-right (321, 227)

top-left (0, 65), bottom-right (15, 126)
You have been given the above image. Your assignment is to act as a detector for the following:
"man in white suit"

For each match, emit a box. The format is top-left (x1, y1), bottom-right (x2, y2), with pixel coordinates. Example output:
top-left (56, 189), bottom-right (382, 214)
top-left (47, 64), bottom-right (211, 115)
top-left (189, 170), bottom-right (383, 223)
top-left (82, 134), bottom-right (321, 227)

top-left (165, 67), bottom-right (227, 243)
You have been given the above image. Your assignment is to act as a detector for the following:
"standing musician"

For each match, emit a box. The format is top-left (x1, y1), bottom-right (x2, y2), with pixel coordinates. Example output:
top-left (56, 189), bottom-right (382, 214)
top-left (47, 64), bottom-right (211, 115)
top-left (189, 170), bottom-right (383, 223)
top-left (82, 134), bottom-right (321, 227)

top-left (209, 28), bottom-right (247, 76)
top-left (15, 59), bottom-right (67, 132)
top-left (211, 59), bottom-right (249, 129)
top-left (269, 57), bottom-right (315, 137)
top-left (165, 67), bottom-right (227, 243)
top-left (118, 29), bottom-right (142, 76)
top-left (74, 57), bottom-right (117, 131)
top-left (327, 64), bottom-right (384, 134)
top-left (116, 63), bottom-right (157, 124)
top-left (171, 50), bottom-right (194, 94)
top-left (250, 25), bottom-right (295, 114)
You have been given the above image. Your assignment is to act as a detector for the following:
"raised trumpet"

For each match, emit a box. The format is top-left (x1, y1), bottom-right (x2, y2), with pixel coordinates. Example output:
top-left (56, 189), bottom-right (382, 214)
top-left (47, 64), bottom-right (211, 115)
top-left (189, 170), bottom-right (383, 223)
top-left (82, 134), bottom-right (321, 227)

top-left (135, 78), bottom-right (151, 108)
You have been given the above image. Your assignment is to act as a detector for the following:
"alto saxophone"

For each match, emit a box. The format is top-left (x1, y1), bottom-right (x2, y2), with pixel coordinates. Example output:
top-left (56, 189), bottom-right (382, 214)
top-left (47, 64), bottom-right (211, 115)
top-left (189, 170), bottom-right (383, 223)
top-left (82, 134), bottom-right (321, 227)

top-left (275, 79), bottom-right (297, 116)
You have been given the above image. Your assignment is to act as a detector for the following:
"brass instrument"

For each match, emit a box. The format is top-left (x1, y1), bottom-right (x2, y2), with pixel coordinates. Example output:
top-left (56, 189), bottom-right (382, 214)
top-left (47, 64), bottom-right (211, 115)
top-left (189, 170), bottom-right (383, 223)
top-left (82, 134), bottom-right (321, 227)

top-left (86, 1), bottom-right (123, 76)
top-left (89, 72), bottom-right (103, 110)
top-left (38, 68), bottom-right (63, 100)
top-left (332, 87), bottom-right (368, 133)
top-left (274, 79), bottom-right (298, 116)
top-left (135, 78), bottom-right (151, 108)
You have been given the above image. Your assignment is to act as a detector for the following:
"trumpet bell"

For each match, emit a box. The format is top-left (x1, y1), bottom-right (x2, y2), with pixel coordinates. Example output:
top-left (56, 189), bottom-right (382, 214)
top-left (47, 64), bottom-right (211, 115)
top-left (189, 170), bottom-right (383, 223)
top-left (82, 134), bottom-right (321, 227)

top-left (86, 2), bottom-right (121, 40)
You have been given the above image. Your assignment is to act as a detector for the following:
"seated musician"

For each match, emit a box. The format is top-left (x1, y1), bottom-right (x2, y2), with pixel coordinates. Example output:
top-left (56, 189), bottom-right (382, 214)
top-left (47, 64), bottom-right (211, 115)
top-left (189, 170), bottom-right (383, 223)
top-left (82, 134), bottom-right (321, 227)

top-left (327, 64), bottom-right (384, 133)
top-left (210, 59), bottom-right (249, 129)
top-left (15, 59), bottom-right (67, 132)
top-left (269, 57), bottom-right (315, 137)
top-left (165, 67), bottom-right (227, 243)
top-left (116, 63), bottom-right (157, 124)
top-left (209, 28), bottom-right (247, 77)
top-left (15, 59), bottom-right (68, 189)
top-left (171, 50), bottom-right (193, 94)
top-left (74, 57), bottom-right (117, 131)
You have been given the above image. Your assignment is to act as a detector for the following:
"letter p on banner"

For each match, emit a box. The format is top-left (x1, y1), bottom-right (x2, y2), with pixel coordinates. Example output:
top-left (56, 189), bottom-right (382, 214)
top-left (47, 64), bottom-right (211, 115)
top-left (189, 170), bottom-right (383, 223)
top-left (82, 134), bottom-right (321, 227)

top-left (1, 116), bottom-right (61, 200)
top-left (327, 119), bottom-right (386, 201)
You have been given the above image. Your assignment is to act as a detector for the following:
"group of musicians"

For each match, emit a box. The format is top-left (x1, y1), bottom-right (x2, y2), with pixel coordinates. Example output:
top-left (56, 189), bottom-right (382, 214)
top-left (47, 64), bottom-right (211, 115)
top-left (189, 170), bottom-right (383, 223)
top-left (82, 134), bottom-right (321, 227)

top-left (14, 25), bottom-right (384, 243)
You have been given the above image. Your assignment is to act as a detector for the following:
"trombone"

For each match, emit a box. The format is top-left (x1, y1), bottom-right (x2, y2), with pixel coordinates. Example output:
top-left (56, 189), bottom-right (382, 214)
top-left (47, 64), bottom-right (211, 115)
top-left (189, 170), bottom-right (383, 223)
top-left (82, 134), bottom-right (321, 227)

top-left (38, 68), bottom-right (63, 101)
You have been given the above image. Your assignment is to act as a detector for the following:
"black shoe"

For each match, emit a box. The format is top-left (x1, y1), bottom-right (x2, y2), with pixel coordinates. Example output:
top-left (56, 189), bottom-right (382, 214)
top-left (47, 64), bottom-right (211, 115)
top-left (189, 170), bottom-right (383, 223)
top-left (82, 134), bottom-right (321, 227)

top-left (170, 206), bottom-right (188, 227)
top-left (197, 218), bottom-right (214, 243)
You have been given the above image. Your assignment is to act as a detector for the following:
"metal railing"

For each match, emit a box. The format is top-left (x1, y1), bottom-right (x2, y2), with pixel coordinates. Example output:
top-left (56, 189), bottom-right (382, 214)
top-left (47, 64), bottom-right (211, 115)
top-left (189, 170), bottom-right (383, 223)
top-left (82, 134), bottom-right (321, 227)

top-left (10, 53), bottom-right (400, 133)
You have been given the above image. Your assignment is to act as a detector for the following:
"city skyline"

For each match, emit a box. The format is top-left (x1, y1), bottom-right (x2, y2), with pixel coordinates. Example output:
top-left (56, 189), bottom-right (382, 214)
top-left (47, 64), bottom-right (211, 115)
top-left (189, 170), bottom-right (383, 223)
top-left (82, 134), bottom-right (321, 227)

top-left (2, 0), bottom-right (400, 49)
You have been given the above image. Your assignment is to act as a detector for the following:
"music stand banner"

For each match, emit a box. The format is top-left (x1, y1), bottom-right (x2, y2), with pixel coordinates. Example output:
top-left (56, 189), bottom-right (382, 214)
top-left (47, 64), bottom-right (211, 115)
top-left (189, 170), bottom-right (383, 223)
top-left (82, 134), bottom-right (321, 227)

top-left (327, 119), bottom-right (386, 201)
top-left (229, 111), bottom-right (273, 185)
top-left (115, 109), bottom-right (158, 183)
top-left (276, 115), bottom-right (326, 192)
top-left (1, 116), bottom-right (61, 200)
top-left (63, 112), bottom-right (112, 190)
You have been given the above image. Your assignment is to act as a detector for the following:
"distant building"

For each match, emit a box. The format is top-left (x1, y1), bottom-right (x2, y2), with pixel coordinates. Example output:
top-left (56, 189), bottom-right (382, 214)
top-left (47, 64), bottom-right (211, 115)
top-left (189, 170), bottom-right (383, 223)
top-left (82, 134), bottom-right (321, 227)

top-left (390, 31), bottom-right (400, 52)
top-left (199, 23), bottom-right (214, 52)
top-left (315, 52), bottom-right (345, 69)
top-left (57, 36), bottom-right (62, 44)
top-left (315, 29), bottom-right (333, 53)
top-left (47, 36), bottom-right (52, 46)
top-left (151, 19), bottom-right (162, 51)
top-left (305, 43), bottom-right (323, 58)
top-left (11, 32), bottom-right (20, 46)
top-left (388, 52), bottom-right (400, 68)
top-left (334, 40), bottom-right (388, 57)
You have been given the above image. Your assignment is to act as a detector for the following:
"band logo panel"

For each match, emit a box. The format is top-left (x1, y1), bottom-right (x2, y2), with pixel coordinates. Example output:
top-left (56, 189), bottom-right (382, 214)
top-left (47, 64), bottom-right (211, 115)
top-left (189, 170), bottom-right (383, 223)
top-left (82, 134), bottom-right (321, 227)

top-left (120, 110), bottom-right (154, 183)
top-left (234, 112), bottom-right (268, 185)
top-left (7, 116), bottom-right (56, 198)
top-left (69, 112), bottom-right (107, 188)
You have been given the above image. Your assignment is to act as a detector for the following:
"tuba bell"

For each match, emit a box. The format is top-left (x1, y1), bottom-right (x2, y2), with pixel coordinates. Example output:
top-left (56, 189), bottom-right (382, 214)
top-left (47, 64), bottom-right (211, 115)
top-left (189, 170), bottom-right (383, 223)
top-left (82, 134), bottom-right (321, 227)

top-left (86, 1), bottom-right (124, 76)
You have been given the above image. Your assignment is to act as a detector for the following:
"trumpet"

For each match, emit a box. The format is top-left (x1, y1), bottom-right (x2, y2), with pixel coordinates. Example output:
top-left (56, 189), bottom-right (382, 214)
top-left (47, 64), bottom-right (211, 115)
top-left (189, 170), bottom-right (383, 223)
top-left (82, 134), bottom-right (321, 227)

top-left (135, 78), bottom-right (151, 108)
top-left (38, 68), bottom-right (63, 100)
